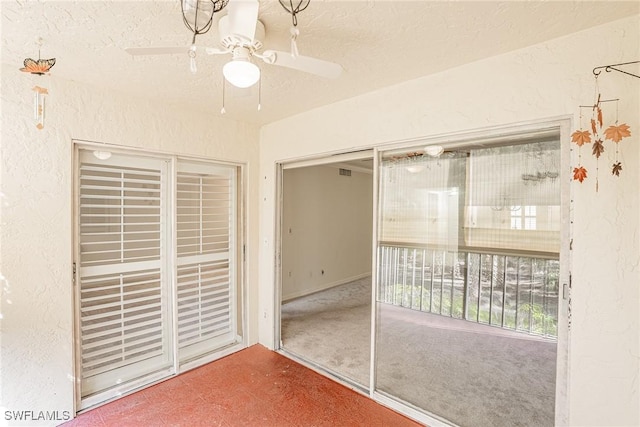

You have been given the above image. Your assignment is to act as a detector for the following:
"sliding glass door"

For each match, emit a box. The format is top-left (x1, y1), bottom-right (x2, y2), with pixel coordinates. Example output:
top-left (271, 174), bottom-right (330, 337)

top-left (77, 151), bottom-right (173, 403)
top-left (76, 147), bottom-right (242, 409)
top-left (176, 161), bottom-right (238, 363)
top-left (373, 135), bottom-right (563, 427)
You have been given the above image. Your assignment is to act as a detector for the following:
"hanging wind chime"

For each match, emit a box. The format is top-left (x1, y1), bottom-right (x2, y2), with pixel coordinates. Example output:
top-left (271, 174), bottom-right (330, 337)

top-left (19, 38), bottom-right (56, 130)
top-left (571, 61), bottom-right (635, 191)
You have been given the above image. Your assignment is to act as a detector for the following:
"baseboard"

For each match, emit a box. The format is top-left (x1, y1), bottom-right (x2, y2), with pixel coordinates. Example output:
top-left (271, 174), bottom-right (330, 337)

top-left (282, 272), bottom-right (371, 302)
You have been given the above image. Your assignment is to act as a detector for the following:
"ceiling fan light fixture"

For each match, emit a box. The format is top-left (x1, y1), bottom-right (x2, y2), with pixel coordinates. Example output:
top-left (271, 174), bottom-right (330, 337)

top-left (223, 47), bottom-right (260, 88)
top-left (223, 59), bottom-right (260, 88)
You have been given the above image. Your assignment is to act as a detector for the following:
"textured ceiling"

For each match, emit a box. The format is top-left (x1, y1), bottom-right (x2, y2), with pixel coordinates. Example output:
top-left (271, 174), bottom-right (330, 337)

top-left (2, 1), bottom-right (638, 126)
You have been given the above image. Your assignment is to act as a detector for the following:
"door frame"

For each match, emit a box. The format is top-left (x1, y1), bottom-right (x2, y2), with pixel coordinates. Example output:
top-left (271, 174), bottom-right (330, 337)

top-left (273, 149), bottom-right (374, 390)
top-left (271, 116), bottom-right (572, 426)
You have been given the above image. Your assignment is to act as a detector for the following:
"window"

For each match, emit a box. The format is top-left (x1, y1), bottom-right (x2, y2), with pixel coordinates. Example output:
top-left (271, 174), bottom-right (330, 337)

top-left (511, 205), bottom-right (537, 230)
top-left (466, 141), bottom-right (559, 253)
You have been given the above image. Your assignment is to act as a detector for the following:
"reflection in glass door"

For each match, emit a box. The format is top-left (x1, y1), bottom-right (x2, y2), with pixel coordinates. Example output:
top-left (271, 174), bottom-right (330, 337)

top-left (374, 138), bottom-right (562, 427)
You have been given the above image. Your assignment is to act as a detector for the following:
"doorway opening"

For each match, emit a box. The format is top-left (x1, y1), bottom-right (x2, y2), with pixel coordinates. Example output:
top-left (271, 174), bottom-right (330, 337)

top-left (278, 153), bottom-right (374, 389)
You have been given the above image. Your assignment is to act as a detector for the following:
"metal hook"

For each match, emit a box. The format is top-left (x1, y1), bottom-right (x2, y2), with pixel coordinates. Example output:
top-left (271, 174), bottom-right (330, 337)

top-left (592, 61), bottom-right (640, 79)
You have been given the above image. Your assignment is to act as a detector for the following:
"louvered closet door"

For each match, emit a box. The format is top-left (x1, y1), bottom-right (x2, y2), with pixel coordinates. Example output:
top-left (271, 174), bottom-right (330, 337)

top-left (176, 161), bottom-right (237, 363)
top-left (77, 151), bottom-right (172, 399)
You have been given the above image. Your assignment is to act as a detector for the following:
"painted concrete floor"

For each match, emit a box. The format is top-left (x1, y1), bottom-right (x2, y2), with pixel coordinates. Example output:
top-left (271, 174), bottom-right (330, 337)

top-left (63, 345), bottom-right (420, 427)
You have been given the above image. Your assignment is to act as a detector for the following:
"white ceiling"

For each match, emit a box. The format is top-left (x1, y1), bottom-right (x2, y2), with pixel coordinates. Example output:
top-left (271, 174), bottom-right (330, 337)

top-left (2, 1), bottom-right (638, 126)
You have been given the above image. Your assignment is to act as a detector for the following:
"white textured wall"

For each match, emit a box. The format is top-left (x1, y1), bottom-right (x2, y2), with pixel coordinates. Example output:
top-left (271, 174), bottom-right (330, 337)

top-left (281, 165), bottom-right (373, 300)
top-left (259, 15), bottom-right (640, 426)
top-left (0, 65), bottom-right (260, 422)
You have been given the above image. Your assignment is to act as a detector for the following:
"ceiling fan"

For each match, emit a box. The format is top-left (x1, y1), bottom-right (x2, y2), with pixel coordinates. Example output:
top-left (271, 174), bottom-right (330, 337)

top-left (125, 0), bottom-right (343, 88)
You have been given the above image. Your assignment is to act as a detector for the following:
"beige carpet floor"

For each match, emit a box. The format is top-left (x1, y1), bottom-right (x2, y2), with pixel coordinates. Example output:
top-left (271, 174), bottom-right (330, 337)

top-left (281, 276), bottom-right (372, 386)
top-left (281, 276), bottom-right (557, 427)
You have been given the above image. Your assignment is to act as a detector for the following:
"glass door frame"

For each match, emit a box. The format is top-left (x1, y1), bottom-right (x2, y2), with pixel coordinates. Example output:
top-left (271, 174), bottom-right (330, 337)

top-left (271, 116), bottom-right (571, 426)
top-left (370, 117), bottom-right (572, 426)
top-left (72, 140), bottom-right (249, 412)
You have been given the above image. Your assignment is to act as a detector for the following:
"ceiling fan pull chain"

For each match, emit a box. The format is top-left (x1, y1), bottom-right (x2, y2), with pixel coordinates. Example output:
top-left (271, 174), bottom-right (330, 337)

top-left (290, 27), bottom-right (300, 57)
top-left (257, 75), bottom-right (262, 111)
top-left (220, 75), bottom-right (226, 114)
top-left (189, 45), bottom-right (197, 74)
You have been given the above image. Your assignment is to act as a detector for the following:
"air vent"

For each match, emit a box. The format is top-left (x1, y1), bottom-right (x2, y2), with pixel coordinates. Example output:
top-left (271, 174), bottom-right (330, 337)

top-left (339, 168), bottom-right (352, 176)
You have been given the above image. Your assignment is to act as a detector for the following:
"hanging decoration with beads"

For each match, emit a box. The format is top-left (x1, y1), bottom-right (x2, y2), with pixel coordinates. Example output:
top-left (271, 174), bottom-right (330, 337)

top-left (571, 62), bottom-right (635, 190)
top-left (571, 107), bottom-right (589, 183)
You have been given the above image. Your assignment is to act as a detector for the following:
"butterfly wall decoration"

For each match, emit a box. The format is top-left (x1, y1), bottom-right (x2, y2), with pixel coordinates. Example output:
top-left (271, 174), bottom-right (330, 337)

top-left (20, 57), bottom-right (56, 75)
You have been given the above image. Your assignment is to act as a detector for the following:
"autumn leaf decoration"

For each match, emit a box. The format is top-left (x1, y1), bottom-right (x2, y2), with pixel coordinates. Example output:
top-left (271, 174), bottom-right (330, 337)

top-left (592, 139), bottom-right (604, 158)
top-left (590, 97), bottom-right (604, 191)
top-left (592, 100), bottom-right (604, 158)
top-left (571, 106), bottom-right (592, 183)
top-left (612, 162), bottom-right (622, 177)
top-left (605, 123), bottom-right (631, 177)
top-left (604, 123), bottom-right (631, 143)
top-left (571, 130), bottom-right (591, 146)
top-left (573, 166), bottom-right (588, 183)
top-left (573, 85), bottom-right (633, 188)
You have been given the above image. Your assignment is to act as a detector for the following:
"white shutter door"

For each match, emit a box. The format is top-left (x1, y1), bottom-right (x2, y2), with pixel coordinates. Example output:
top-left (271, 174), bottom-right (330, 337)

top-left (176, 161), bottom-right (237, 363)
top-left (78, 151), bottom-right (172, 398)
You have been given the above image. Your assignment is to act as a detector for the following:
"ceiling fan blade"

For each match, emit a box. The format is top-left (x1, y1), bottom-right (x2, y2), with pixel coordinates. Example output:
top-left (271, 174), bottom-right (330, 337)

top-left (125, 47), bottom-right (193, 56)
top-left (205, 47), bottom-right (230, 55)
top-left (262, 50), bottom-right (343, 79)
top-left (227, 0), bottom-right (259, 42)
